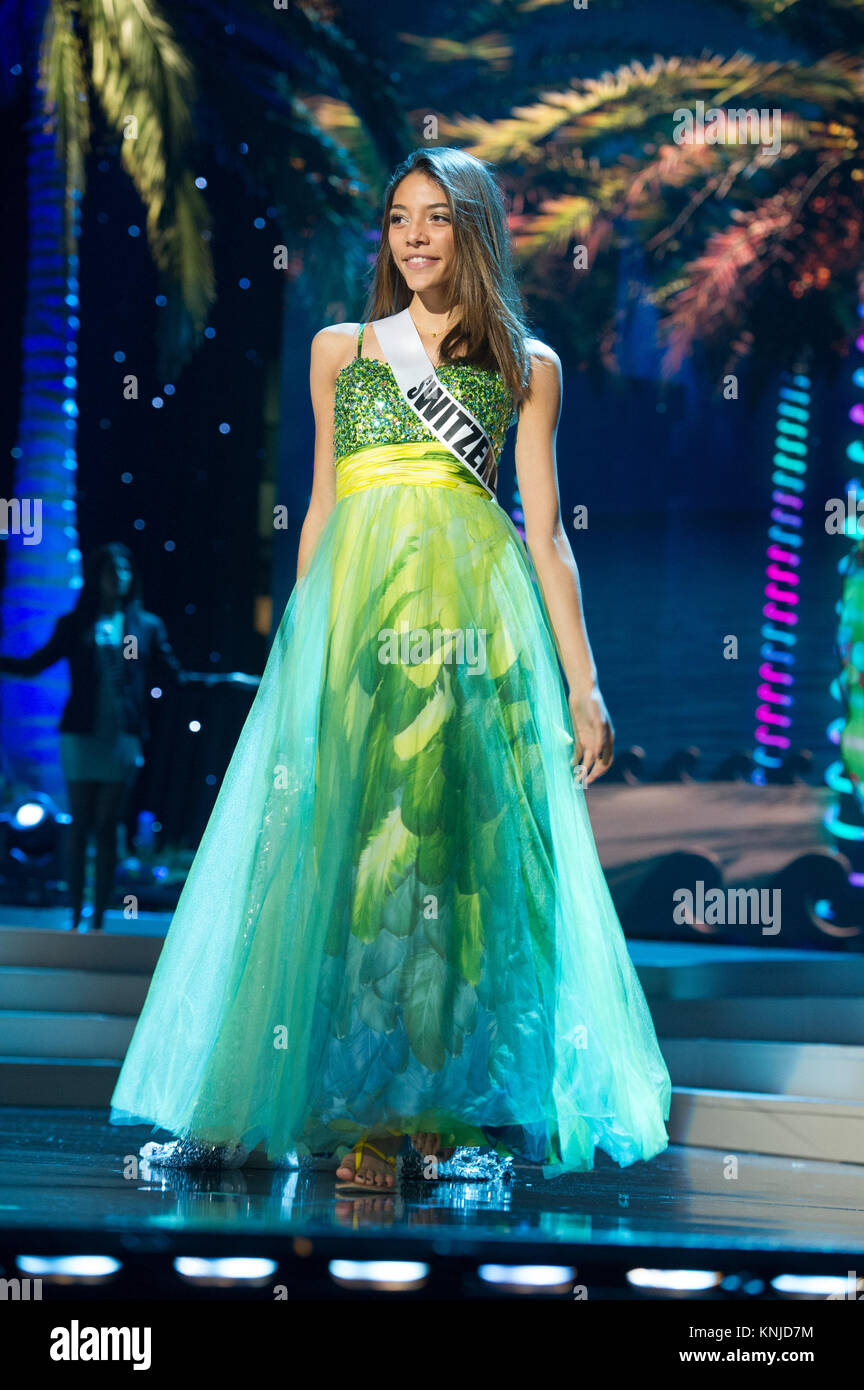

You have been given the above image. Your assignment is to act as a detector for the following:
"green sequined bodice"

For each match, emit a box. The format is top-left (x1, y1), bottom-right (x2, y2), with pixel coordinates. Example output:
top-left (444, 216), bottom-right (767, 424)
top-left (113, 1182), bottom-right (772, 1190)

top-left (333, 329), bottom-right (516, 464)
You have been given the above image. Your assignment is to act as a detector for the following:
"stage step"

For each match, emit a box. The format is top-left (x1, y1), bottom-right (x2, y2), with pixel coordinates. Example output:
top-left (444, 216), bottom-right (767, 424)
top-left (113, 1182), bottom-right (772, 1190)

top-left (0, 1011), bottom-right (136, 1059)
top-left (669, 1087), bottom-right (864, 1165)
top-left (652, 997), bottom-right (864, 1045)
top-left (660, 1038), bottom-right (864, 1104)
top-left (629, 942), bottom-right (864, 999)
top-left (0, 928), bottom-right (161, 973)
top-left (0, 968), bottom-right (149, 1015)
top-left (0, 1058), bottom-right (120, 1108)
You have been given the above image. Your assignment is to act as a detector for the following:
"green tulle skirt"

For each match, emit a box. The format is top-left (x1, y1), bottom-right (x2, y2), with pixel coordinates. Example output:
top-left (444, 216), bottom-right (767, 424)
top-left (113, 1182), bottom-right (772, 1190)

top-left (110, 445), bottom-right (671, 1175)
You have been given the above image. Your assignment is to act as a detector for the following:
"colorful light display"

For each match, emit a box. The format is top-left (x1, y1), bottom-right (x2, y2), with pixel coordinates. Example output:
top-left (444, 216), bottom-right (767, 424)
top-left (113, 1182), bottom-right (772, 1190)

top-left (826, 302), bottom-right (864, 852)
top-left (753, 371), bottom-right (810, 777)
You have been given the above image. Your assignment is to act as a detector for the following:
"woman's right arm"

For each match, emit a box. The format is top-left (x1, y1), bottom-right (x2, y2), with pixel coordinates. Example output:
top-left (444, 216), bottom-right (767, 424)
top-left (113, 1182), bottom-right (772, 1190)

top-left (0, 617), bottom-right (68, 675)
top-left (296, 325), bottom-right (354, 581)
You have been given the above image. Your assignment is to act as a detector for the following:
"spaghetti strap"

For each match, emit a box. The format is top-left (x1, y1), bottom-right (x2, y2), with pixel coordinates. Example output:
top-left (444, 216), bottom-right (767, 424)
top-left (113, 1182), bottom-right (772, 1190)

top-left (356, 323), bottom-right (366, 358)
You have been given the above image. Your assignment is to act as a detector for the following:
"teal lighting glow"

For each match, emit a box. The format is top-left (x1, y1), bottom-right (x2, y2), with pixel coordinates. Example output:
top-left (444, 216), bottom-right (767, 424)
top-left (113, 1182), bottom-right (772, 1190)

top-left (825, 761), bottom-right (853, 795)
top-left (823, 804), bottom-right (864, 841)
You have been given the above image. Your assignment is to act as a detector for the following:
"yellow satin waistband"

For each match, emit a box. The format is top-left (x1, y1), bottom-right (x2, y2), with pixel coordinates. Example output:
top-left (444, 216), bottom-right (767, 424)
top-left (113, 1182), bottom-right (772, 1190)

top-left (334, 442), bottom-right (490, 501)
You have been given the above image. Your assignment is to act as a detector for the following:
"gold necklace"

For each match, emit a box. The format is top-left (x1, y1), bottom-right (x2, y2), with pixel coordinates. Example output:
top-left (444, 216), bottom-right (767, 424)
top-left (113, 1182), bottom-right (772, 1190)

top-left (410, 311), bottom-right (452, 339)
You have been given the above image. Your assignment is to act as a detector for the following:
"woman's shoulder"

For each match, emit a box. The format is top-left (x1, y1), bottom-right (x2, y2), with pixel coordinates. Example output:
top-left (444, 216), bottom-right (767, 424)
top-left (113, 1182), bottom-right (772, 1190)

top-left (520, 337), bottom-right (563, 404)
top-left (313, 321), bottom-right (363, 346)
top-left (312, 321), bottom-right (363, 358)
top-left (126, 604), bottom-right (159, 633)
top-left (311, 322), bottom-right (364, 382)
top-left (511, 337), bottom-right (562, 420)
top-left (523, 336), bottom-right (561, 372)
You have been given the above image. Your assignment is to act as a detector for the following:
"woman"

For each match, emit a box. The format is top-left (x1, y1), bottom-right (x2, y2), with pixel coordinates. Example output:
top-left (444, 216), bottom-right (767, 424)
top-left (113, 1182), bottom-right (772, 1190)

top-left (0, 543), bottom-right (187, 931)
top-left (111, 148), bottom-right (671, 1189)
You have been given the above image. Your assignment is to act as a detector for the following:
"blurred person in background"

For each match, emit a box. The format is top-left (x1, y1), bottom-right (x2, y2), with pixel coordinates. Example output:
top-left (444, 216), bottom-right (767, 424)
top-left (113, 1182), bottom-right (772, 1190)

top-left (0, 542), bottom-right (191, 931)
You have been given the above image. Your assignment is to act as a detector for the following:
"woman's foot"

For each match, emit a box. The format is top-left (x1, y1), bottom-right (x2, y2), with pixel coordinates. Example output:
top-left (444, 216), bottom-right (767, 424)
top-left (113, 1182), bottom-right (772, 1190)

top-left (410, 1131), bottom-right (455, 1162)
top-left (334, 1135), bottom-right (401, 1190)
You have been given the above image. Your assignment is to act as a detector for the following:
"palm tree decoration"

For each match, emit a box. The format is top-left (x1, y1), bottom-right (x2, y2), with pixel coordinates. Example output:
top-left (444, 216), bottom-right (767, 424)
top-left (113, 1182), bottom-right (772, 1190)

top-left (447, 49), bottom-right (864, 377)
top-left (0, 0), bottom-right (407, 801)
top-left (446, 45), bottom-right (864, 791)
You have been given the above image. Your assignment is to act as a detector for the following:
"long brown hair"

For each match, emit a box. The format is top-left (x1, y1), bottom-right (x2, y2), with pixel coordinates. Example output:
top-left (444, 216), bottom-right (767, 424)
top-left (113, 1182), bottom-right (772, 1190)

top-left (73, 542), bottom-right (142, 626)
top-left (362, 147), bottom-right (535, 407)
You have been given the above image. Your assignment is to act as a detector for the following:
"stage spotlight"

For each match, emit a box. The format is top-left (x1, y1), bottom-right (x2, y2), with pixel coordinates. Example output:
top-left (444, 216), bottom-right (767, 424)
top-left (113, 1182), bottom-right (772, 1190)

top-left (0, 793), bottom-right (68, 906)
top-left (328, 1259), bottom-right (428, 1292)
top-left (626, 1268), bottom-right (723, 1294)
top-left (5, 793), bottom-right (63, 859)
top-left (173, 1256), bottom-right (277, 1287)
top-left (16, 1254), bottom-right (121, 1285)
top-left (477, 1264), bottom-right (576, 1293)
top-left (771, 1273), bottom-right (862, 1299)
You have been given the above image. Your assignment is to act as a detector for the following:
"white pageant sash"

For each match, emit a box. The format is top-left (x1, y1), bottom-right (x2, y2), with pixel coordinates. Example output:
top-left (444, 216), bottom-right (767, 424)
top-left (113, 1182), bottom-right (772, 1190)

top-left (371, 309), bottom-right (498, 501)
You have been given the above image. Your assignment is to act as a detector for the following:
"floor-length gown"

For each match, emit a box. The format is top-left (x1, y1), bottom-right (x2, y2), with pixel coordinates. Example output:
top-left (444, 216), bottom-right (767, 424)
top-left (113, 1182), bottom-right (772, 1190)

top-left (110, 326), bottom-right (672, 1176)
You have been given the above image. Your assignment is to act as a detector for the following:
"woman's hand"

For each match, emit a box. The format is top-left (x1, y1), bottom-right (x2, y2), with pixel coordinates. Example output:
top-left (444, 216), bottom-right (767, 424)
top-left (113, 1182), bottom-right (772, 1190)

top-left (568, 683), bottom-right (614, 786)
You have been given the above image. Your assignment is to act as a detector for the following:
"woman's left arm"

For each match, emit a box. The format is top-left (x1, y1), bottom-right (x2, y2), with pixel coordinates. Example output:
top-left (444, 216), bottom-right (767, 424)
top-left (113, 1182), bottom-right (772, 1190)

top-left (149, 615), bottom-right (191, 686)
top-left (513, 343), bottom-right (614, 785)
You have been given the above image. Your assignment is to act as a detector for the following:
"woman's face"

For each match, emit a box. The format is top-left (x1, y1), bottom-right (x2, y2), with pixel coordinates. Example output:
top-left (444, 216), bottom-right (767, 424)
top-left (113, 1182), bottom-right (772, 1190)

top-left (388, 171), bottom-right (455, 295)
top-left (100, 554), bottom-right (133, 603)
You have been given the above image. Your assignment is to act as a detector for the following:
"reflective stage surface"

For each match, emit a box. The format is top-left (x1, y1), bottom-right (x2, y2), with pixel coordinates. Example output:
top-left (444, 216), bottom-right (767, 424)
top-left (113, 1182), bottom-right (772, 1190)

top-left (1, 1109), bottom-right (862, 1271)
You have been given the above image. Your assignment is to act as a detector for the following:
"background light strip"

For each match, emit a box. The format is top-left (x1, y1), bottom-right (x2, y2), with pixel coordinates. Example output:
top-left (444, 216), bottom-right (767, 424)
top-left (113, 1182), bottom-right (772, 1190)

top-left (754, 369), bottom-right (810, 775)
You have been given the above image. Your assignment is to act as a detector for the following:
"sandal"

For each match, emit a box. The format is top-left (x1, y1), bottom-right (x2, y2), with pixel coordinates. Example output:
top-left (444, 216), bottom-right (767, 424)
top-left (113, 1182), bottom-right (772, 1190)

top-left (334, 1139), bottom-right (398, 1191)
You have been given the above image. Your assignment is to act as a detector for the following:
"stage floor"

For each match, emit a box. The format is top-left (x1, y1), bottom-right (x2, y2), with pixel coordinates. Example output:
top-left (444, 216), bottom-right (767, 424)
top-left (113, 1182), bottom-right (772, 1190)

top-left (1, 1108), bottom-right (862, 1275)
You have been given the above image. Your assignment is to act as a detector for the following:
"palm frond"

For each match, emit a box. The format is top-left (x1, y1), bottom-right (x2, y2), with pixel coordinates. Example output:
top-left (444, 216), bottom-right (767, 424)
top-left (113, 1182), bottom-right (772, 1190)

top-left (236, 0), bottom-right (410, 171)
top-left (83, 0), bottom-right (214, 334)
top-left (41, 0), bottom-right (90, 258)
top-left (511, 194), bottom-right (599, 253)
top-left (396, 30), bottom-right (514, 70)
top-left (658, 160), bottom-right (850, 375)
top-left (658, 209), bottom-right (786, 375)
top-left (446, 52), bottom-right (863, 164)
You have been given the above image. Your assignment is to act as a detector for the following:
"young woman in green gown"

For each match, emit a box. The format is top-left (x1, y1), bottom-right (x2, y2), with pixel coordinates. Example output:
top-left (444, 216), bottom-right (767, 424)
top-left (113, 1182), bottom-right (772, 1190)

top-left (110, 147), bottom-right (671, 1191)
